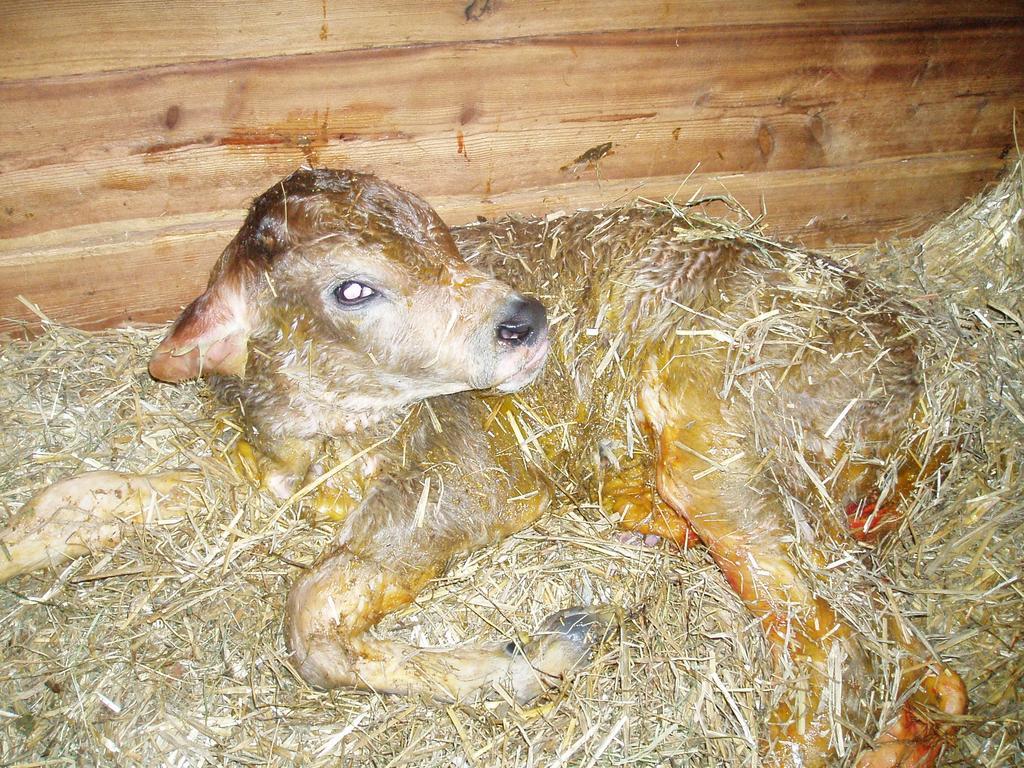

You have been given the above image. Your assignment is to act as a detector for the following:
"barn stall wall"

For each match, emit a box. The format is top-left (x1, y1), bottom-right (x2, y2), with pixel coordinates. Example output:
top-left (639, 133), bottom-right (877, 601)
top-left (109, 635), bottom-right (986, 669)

top-left (1, 0), bottom-right (1022, 335)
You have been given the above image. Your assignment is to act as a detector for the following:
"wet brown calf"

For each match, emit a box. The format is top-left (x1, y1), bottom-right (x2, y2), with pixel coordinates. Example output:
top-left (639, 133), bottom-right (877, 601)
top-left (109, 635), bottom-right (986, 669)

top-left (2, 169), bottom-right (966, 767)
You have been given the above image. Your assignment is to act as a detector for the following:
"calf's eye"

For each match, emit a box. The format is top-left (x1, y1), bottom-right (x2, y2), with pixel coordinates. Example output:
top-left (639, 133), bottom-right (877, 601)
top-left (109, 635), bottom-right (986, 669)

top-left (334, 280), bottom-right (377, 306)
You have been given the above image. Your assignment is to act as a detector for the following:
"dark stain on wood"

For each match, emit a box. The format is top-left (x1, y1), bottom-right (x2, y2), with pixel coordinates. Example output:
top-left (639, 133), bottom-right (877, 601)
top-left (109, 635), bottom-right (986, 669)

top-left (561, 141), bottom-right (614, 174)
top-left (218, 133), bottom-right (288, 148)
top-left (756, 122), bottom-right (775, 161)
top-left (221, 109), bottom-right (335, 164)
top-left (465, 0), bottom-right (494, 22)
top-left (164, 105), bottom-right (181, 130)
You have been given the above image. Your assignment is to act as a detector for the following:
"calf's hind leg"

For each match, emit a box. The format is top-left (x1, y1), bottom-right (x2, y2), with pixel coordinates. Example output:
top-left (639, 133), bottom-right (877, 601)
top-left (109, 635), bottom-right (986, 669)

top-left (639, 377), bottom-right (964, 767)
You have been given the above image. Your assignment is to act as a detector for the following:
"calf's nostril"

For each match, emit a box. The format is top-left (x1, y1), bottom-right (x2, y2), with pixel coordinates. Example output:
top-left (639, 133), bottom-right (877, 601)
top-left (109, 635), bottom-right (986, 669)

top-left (497, 321), bottom-right (533, 344)
top-left (496, 297), bottom-right (547, 347)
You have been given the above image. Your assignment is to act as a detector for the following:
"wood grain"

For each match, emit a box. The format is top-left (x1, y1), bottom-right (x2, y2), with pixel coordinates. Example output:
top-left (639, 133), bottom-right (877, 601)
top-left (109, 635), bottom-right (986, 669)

top-left (1, 4), bottom-right (1021, 334)
top-left (4, 0), bottom-right (1021, 80)
top-left (2, 22), bottom-right (1019, 238)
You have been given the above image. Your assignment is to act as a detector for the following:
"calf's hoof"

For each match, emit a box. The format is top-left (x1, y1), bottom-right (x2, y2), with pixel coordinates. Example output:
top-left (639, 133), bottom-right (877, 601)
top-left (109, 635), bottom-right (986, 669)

top-left (507, 604), bottom-right (619, 703)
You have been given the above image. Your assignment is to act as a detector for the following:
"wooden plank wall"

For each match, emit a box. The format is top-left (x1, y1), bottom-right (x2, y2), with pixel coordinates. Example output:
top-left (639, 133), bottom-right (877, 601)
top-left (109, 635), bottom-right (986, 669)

top-left (1, 1), bottom-right (1022, 334)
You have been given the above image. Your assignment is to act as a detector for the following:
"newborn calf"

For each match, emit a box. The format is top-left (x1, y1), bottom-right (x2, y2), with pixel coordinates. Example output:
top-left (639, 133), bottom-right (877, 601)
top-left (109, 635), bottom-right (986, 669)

top-left (3, 169), bottom-right (966, 766)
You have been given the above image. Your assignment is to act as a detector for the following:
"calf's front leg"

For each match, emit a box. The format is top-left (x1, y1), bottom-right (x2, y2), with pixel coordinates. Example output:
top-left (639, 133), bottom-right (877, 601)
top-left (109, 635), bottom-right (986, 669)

top-left (1, 470), bottom-right (197, 582)
top-left (286, 546), bottom-right (615, 702)
top-left (285, 426), bottom-right (616, 702)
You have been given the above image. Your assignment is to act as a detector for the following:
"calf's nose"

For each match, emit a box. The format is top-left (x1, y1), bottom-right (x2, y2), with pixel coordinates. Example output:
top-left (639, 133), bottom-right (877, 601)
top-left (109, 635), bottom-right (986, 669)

top-left (496, 297), bottom-right (547, 347)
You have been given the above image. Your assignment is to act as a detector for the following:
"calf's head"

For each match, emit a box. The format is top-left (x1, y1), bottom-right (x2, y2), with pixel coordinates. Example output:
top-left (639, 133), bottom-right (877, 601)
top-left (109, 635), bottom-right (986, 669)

top-left (149, 169), bottom-right (548, 428)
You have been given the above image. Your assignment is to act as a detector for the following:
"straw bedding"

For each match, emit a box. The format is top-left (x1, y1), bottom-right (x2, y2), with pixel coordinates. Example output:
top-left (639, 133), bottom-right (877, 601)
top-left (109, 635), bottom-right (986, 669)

top-left (1, 161), bottom-right (1021, 767)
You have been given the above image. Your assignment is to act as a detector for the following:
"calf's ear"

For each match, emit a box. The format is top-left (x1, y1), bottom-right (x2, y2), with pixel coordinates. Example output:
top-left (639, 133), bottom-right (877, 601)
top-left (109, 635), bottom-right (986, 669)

top-left (149, 275), bottom-right (251, 383)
